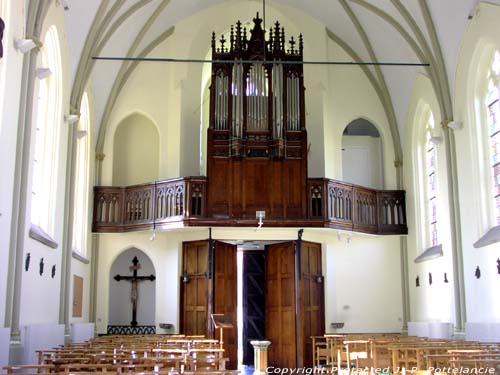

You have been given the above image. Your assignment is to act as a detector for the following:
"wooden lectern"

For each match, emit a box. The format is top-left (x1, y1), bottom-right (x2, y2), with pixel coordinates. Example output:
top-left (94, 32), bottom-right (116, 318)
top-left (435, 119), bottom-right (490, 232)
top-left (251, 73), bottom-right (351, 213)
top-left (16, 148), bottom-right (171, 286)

top-left (211, 314), bottom-right (234, 350)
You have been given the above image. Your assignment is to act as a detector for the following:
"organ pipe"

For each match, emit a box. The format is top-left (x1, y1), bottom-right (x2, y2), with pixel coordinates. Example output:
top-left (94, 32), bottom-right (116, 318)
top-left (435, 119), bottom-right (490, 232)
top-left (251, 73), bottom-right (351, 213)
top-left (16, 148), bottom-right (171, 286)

top-left (212, 14), bottom-right (304, 141)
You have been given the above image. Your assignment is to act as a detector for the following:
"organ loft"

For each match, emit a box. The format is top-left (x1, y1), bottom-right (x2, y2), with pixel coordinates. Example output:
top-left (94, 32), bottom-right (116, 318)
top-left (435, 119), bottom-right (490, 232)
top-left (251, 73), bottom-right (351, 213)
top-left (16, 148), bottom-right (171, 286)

top-left (207, 13), bottom-right (308, 221)
top-left (92, 13), bottom-right (407, 236)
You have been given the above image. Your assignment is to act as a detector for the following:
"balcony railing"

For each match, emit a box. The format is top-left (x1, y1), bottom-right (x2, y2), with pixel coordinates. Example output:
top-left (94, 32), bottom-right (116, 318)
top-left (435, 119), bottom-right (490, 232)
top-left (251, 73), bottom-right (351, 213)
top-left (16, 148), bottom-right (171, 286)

top-left (307, 179), bottom-right (407, 235)
top-left (93, 176), bottom-right (407, 235)
top-left (93, 177), bottom-right (207, 232)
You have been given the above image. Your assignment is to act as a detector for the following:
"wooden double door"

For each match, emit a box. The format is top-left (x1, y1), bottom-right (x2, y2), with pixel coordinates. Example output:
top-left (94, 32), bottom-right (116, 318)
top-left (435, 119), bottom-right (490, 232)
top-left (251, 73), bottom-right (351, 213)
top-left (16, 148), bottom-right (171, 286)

top-left (180, 239), bottom-right (324, 368)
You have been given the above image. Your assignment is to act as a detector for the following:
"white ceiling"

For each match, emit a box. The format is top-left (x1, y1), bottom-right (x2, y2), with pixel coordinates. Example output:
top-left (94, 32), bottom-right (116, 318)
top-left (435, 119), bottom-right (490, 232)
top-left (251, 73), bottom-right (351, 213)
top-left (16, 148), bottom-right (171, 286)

top-left (60, 0), bottom-right (500, 140)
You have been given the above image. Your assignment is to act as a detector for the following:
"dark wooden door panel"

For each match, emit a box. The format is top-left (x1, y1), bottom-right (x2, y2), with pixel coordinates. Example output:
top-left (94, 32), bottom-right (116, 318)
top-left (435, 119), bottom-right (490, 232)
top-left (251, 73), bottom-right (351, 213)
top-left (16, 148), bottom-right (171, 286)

top-left (214, 241), bottom-right (238, 369)
top-left (242, 251), bottom-right (266, 365)
top-left (300, 241), bottom-right (324, 367)
top-left (266, 242), bottom-right (296, 368)
top-left (181, 241), bottom-right (209, 336)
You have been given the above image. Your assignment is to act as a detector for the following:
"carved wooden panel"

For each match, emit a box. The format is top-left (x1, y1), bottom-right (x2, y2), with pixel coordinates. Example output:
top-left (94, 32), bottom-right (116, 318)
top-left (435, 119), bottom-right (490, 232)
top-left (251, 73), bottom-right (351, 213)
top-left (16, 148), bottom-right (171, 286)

top-left (353, 187), bottom-right (377, 234)
top-left (300, 241), bottom-right (324, 367)
top-left (181, 241), bottom-right (209, 336)
top-left (214, 241), bottom-right (237, 369)
top-left (266, 242), bottom-right (296, 367)
top-left (92, 178), bottom-right (407, 235)
top-left (207, 159), bottom-right (230, 217)
top-left (124, 184), bottom-right (154, 224)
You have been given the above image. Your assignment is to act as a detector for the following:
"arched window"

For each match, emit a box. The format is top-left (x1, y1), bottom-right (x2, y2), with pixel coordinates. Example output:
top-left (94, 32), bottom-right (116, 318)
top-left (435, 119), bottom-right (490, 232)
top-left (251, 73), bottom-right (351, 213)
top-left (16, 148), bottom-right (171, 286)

top-left (72, 92), bottom-right (91, 256)
top-left (424, 113), bottom-right (439, 248)
top-left (30, 25), bottom-right (62, 239)
top-left (414, 105), bottom-right (444, 262)
top-left (485, 51), bottom-right (500, 225)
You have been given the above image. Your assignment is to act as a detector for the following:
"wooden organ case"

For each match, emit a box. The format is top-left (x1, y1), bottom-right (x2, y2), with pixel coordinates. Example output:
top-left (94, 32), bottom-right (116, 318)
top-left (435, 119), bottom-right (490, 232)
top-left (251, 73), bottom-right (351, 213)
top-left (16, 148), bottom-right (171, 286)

top-left (207, 14), bottom-right (308, 221)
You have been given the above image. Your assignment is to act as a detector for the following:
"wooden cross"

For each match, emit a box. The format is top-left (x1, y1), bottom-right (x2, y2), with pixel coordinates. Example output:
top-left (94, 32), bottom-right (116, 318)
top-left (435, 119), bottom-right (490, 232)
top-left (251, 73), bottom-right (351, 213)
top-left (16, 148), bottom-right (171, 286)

top-left (114, 256), bottom-right (155, 327)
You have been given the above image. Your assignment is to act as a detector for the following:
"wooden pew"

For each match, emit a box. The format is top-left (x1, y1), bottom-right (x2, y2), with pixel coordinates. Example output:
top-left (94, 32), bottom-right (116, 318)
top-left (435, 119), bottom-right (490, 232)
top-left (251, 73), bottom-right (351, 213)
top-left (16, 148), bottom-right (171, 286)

top-left (3, 365), bottom-right (54, 374)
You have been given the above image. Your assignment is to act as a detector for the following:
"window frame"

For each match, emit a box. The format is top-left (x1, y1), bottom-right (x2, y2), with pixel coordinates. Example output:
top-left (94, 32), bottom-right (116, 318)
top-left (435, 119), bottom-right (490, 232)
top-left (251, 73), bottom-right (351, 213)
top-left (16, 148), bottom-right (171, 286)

top-left (485, 52), bottom-right (500, 226)
top-left (29, 25), bottom-right (62, 245)
top-left (71, 92), bottom-right (91, 257)
top-left (472, 49), bottom-right (500, 248)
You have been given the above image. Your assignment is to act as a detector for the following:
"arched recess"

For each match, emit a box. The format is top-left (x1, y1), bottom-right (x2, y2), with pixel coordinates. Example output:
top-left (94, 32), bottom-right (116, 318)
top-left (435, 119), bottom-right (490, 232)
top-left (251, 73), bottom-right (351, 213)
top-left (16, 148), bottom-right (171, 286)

top-left (341, 118), bottom-right (384, 189)
top-left (112, 113), bottom-right (159, 186)
top-left (109, 248), bottom-right (156, 326)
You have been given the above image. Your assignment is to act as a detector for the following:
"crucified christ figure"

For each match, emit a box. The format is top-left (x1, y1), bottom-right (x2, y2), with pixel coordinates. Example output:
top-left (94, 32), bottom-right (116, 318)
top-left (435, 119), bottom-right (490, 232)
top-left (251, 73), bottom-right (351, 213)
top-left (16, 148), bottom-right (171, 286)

top-left (114, 256), bottom-right (155, 326)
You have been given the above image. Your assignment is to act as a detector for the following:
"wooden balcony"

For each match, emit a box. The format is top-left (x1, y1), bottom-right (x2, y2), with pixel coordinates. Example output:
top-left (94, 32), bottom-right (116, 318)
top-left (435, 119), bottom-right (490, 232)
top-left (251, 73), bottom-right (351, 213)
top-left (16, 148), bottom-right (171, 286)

top-left (93, 177), bottom-right (407, 235)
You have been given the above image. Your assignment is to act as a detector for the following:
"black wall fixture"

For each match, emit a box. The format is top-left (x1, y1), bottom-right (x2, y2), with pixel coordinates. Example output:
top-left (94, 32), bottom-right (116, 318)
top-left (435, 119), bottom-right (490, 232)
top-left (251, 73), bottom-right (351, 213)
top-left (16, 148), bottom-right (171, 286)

top-left (444, 272), bottom-right (448, 283)
top-left (51, 265), bottom-right (56, 278)
top-left (475, 266), bottom-right (481, 279)
top-left (428, 272), bottom-right (433, 285)
top-left (39, 258), bottom-right (44, 276)
top-left (25, 253), bottom-right (31, 271)
top-left (497, 259), bottom-right (500, 274)
top-left (416, 275), bottom-right (420, 287)
top-left (0, 17), bottom-right (5, 58)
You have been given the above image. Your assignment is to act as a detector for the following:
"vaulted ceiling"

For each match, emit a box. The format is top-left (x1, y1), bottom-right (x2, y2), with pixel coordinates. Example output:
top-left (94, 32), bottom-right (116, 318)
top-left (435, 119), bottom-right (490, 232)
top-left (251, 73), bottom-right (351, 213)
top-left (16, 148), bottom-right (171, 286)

top-left (61, 0), bottom-right (500, 147)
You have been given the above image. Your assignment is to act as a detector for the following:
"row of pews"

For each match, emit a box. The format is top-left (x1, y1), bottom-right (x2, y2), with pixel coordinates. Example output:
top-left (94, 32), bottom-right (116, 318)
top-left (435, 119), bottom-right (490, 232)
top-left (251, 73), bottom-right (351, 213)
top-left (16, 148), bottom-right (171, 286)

top-left (3, 335), bottom-right (239, 375)
top-left (312, 334), bottom-right (500, 374)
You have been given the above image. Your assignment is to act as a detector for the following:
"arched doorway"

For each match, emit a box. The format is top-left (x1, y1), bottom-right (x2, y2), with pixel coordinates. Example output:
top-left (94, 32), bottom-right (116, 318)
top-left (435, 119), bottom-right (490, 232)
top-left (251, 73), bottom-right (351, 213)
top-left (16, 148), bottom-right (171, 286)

top-left (342, 118), bottom-right (384, 189)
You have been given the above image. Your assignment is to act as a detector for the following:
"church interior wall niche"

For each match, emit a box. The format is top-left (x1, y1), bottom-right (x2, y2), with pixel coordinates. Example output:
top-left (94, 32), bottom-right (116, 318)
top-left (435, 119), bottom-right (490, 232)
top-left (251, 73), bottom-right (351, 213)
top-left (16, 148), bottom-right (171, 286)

top-left (108, 248), bottom-right (156, 327)
top-left (342, 118), bottom-right (384, 190)
top-left (112, 114), bottom-right (159, 186)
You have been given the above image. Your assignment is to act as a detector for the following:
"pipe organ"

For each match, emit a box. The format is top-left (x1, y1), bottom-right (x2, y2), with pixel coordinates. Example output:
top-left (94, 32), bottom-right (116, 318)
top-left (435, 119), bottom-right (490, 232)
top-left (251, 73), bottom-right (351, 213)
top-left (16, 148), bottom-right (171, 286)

top-left (207, 14), bottom-right (308, 220)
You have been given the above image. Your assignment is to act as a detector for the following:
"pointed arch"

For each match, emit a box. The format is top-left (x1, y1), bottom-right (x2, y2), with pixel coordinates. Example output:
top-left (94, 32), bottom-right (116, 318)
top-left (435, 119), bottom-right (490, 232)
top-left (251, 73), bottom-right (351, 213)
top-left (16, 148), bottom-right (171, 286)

top-left (109, 247), bottom-right (156, 326)
top-left (112, 112), bottom-right (160, 186)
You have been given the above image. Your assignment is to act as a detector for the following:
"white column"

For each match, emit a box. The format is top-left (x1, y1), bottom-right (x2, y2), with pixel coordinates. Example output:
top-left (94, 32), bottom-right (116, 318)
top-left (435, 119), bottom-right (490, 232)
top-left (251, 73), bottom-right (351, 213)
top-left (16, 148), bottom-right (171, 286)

top-left (251, 340), bottom-right (272, 375)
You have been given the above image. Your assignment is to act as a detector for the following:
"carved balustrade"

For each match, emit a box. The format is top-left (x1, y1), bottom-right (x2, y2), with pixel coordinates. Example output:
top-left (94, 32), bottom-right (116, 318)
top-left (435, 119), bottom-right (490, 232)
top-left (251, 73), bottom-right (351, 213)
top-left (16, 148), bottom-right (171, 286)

top-left (307, 179), bottom-right (407, 235)
top-left (93, 177), bottom-right (207, 232)
top-left (94, 176), bottom-right (406, 235)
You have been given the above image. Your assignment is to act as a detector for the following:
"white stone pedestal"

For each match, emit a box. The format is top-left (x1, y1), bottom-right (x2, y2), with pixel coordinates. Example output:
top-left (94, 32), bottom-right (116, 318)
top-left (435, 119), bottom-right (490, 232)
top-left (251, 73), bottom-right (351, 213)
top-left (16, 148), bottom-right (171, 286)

top-left (251, 340), bottom-right (271, 375)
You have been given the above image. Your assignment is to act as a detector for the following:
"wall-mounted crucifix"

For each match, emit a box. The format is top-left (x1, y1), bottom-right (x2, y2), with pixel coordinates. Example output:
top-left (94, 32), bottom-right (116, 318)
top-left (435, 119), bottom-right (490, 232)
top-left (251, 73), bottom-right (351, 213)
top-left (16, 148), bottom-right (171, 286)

top-left (114, 256), bottom-right (155, 327)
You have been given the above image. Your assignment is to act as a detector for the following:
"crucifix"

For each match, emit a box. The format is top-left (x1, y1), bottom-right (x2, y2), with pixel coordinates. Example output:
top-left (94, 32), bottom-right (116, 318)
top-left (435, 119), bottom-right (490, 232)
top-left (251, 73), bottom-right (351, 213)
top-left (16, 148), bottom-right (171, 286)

top-left (114, 256), bottom-right (155, 327)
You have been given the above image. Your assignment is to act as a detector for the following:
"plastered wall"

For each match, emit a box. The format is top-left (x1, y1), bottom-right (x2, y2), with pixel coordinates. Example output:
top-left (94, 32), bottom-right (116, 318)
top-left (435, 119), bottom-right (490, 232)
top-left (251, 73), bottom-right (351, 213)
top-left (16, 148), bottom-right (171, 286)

top-left (95, 228), bottom-right (404, 334)
top-left (404, 73), bottom-right (455, 324)
top-left (453, 2), bottom-right (500, 323)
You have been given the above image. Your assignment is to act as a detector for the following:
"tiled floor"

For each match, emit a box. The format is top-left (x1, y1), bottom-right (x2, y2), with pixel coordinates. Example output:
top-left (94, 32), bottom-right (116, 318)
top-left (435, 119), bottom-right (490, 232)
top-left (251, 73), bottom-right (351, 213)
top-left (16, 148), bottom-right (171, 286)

top-left (239, 365), bottom-right (255, 375)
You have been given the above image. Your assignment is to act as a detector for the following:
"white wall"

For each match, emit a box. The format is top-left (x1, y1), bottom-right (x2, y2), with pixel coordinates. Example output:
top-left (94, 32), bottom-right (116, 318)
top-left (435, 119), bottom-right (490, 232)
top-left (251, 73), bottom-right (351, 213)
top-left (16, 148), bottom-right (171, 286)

top-left (96, 227), bottom-right (404, 334)
top-left (0, 327), bottom-right (9, 373)
top-left (100, 2), bottom-right (338, 183)
top-left (324, 39), bottom-right (397, 189)
top-left (18, 2), bottom-right (71, 326)
top-left (70, 322), bottom-right (95, 343)
top-left (454, 2), bottom-right (500, 324)
top-left (21, 323), bottom-right (64, 364)
top-left (319, 232), bottom-right (404, 333)
top-left (0, 0), bottom-right (27, 329)
top-left (95, 230), bottom-right (202, 334)
top-left (112, 114), bottom-right (159, 186)
top-left (404, 74), bottom-right (455, 324)
top-left (342, 136), bottom-right (384, 190)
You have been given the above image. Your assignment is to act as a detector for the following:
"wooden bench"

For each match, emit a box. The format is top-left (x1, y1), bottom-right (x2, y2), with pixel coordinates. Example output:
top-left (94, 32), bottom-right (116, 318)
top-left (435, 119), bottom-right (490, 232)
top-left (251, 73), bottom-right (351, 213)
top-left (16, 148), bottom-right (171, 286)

top-left (3, 365), bottom-right (54, 374)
